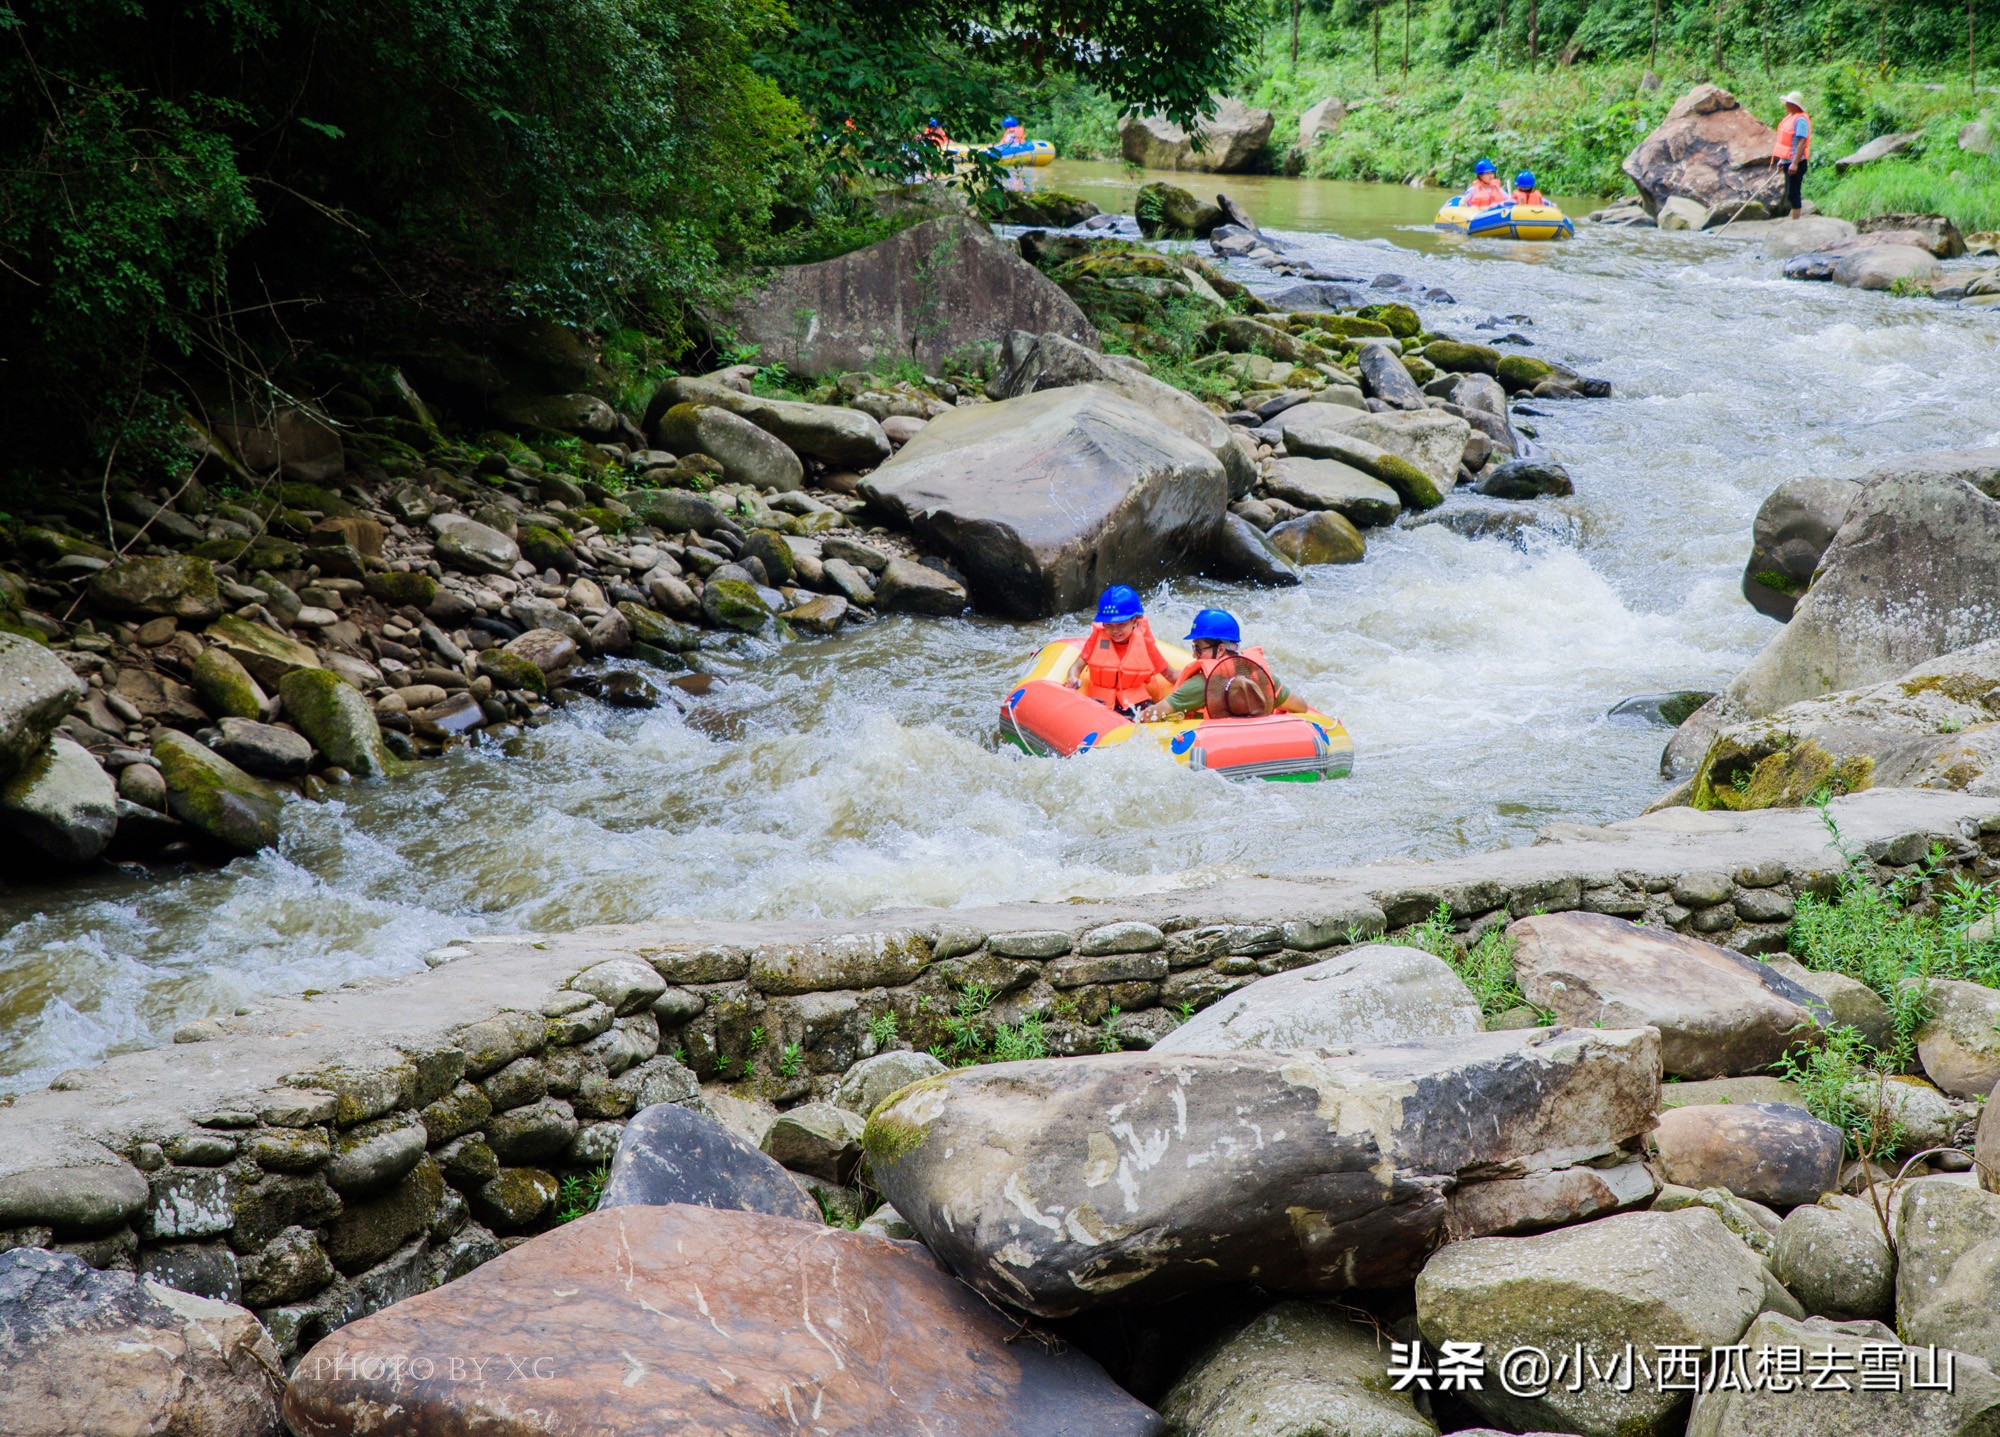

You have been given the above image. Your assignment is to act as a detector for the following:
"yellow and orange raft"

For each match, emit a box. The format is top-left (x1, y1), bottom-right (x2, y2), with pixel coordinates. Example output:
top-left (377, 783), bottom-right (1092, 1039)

top-left (999, 639), bottom-right (1353, 783)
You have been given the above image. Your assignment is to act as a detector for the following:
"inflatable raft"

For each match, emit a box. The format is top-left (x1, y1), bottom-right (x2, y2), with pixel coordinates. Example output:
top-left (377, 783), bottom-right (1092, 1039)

top-left (1434, 199), bottom-right (1574, 240)
top-left (948, 138), bottom-right (1056, 168)
top-left (999, 639), bottom-right (1353, 783)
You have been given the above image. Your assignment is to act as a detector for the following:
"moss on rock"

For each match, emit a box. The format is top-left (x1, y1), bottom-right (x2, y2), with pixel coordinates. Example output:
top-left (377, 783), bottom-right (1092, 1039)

top-left (1356, 302), bottom-right (1421, 338)
top-left (153, 729), bottom-right (284, 852)
top-left (518, 524), bottom-right (578, 574)
top-left (702, 577), bottom-right (774, 634)
top-left (363, 571), bottom-right (438, 608)
top-left (190, 648), bottom-right (265, 720)
top-left (1497, 355), bottom-right (1556, 392)
top-left (278, 668), bottom-right (398, 777)
top-left (1422, 340), bottom-right (1503, 375)
top-left (475, 649), bottom-right (548, 695)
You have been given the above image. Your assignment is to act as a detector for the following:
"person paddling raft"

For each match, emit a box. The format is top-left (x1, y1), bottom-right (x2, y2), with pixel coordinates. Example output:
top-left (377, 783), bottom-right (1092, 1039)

top-left (1511, 170), bottom-right (1546, 206)
top-left (1140, 609), bottom-right (1309, 722)
top-left (1465, 159), bottom-right (1508, 210)
top-left (999, 115), bottom-right (1026, 147)
top-left (1773, 91), bottom-right (1812, 220)
top-left (1062, 586), bottom-right (1175, 716)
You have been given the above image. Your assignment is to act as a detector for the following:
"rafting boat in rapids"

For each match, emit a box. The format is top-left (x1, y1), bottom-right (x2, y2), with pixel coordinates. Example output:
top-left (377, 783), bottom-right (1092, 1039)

top-left (947, 138), bottom-right (1057, 168)
top-left (1433, 199), bottom-right (1574, 240)
top-left (999, 638), bottom-right (1354, 783)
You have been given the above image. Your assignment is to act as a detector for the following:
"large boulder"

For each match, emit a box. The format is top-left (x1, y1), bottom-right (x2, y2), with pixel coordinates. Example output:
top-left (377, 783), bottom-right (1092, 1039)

top-left (866, 1026), bottom-right (1661, 1317)
top-left (1894, 1178), bottom-right (2000, 1320)
top-left (1418, 1208), bottom-right (1768, 1436)
top-left (1282, 407), bottom-right (1468, 503)
top-left (721, 214), bottom-right (1097, 377)
top-left (428, 512), bottom-right (521, 575)
top-left (1160, 1299), bottom-right (1435, 1437)
top-left (1689, 638), bottom-right (2000, 811)
top-left (0, 734), bottom-right (118, 865)
top-left (85, 555), bottom-right (223, 622)
top-left (1905, 1234), bottom-right (2000, 1369)
top-left (278, 668), bottom-right (396, 778)
top-left (1834, 243), bottom-right (1943, 291)
top-left (858, 384), bottom-right (1227, 618)
top-left (990, 332), bottom-right (1254, 496)
top-left (1741, 473), bottom-right (1861, 620)
top-left (153, 729), bottom-right (285, 852)
top-left (1835, 131), bottom-right (1922, 170)
top-left (1153, 945), bottom-right (1481, 1054)
top-left (1119, 97), bottom-right (1274, 173)
top-left (1685, 1311), bottom-right (2000, 1436)
top-left (0, 1248), bottom-right (283, 1437)
top-left (1858, 210), bottom-right (1968, 257)
top-left (1621, 85), bottom-right (1785, 216)
top-left (1262, 457), bottom-right (1403, 526)
top-left (598, 1102), bottom-right (820, 1221)
top-left (0, 632), bottom-right (84, 782)
top-left (1771, 1193), bottom-right (1895, 1320)
top-left (1649, 1102), bottom-right (1845, 1207)
top-left (1721, 456), bottom-right (2000, 718)
top-left (1298, 97), bottom-right (1347, 149)
top-left (1508, 912), bottom-right (1823, 1077)
top-left (644, 375), bottom-right (890, 468)
top-left (1916, 978), bottom-right (2000, 1099)
top-left (654, 401), bottom-right (805, 492)
top-left (284, 1204), bottom-right (1160, 1436)
top-left (1135, 181), bottom-right (1224, 239)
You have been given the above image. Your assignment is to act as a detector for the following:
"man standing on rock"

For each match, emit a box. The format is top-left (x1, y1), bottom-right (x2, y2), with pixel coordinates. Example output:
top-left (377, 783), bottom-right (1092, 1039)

top-left (1773, 91), bottom-right (1811, 220)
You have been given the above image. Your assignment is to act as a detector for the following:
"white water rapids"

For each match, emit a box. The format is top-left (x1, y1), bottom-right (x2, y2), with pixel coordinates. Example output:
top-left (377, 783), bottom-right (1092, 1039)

top-left (5, 181), bottom-right (1998, 1092)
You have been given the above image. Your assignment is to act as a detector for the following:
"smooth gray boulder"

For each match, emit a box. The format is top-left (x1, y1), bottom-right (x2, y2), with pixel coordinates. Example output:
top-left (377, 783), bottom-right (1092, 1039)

top-left (1621, 84), bottom-right (1785, 216)
top-left (833, 1050), bottom-right (948, 1118)
top-left (1895, 1177), bottom-right (2000, 1320)
top-left (1210, 513), bottom-right (1302, 586)
top-left (866, 1026), bottom-right (1661, 1317)
top-left (1834, 243), bottom-right (1942, 290)
top-left (1916, 978), bottom-right (2000, 1098)
top-left (654, 402), bottom-right (803, 492)
top-left (1119, 98), bottom-right (1274, 173)
top-left (1649, 1102), bottom-right (1844, 1207)
top-left (598, 1102), bottom-right (819, 1222)
top-left (1741, 474), bottom-right (1862, 620)
top-left (645, 375), bottom-right (890, 467)
top-left (1263, 457), bottom-right (1403, 526)
top-left (1419, 1208), bottom-right (1768, 1436)
top-left (0, 734), bottom-right (117, 864)
top-left (1282, 406), bottom-right (1469, 499)
top-left (428, 512), bottom-right (520, 575)
top-left (0, 632), bottom-right (84, 782)
top-left (1904, 1235), bottom-right (2000, 1368)
top-left (1685, 1311), bottom-right (2000, 1436)
top-left (1160, 1299), bottom-right (1435, 1437)
top-left (1355, 342), bottom-right (1426, 410)
top-left (859, 385), bottom-right (1227, 618)
top-left (1152, 945), bottom-right (1480, 1054)
top-left (1771, 1193), bottom-right (1895, 1321)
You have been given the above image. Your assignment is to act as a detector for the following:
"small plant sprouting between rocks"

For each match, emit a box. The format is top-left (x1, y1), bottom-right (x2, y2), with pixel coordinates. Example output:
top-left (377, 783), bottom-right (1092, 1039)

top-left (553, 1165), bottom-right (610, 1224)
top-left (1391, 904), bottom-right (1528, 1017)
top-left (868, 1011), bottom-right (899, 1049)
top-left (919, 984), bottom-right (1051, 1067)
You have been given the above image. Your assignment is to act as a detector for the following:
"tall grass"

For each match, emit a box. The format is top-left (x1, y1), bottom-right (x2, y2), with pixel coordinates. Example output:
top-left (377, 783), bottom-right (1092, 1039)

top-left (1390, 904), bottom-right (1528, 1016)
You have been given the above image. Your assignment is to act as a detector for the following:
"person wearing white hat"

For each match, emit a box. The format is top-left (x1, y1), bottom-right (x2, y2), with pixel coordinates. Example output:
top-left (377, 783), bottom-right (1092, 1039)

top-left (1772, 91), bottom-right (1812, 220)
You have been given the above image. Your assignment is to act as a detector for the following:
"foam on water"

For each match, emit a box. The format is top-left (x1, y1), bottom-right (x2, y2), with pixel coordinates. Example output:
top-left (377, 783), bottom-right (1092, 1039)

top-left (6, 197), bottom-right (2000, 1091)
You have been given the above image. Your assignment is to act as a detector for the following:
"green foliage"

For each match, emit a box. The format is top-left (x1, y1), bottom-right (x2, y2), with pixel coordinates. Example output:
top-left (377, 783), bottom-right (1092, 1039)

top-left (1098, 1007), bottom-right (1124, 1053)
top-left (991, 1014), bottom-right (1050, 1062)
top-left (1391, 903), bottom-right (1527, 1016)
top-left (1773, 1025), bottom-right (1903, 1158)
top-left (780, 1041), bottom-right (804, 1077)
top-left (1099, 296), bottom-right (1238, 403)
top-left (553, 1164), bottom-right (611, 1223)
top-left (869, 1010), bottom-right (900, 1048)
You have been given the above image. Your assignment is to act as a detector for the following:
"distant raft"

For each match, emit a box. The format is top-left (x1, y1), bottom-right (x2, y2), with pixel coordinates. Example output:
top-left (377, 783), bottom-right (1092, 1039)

top-left (1434, 198), bottom-right (1575, 241)
top-left (947, 138), bottom-right (1057, 168)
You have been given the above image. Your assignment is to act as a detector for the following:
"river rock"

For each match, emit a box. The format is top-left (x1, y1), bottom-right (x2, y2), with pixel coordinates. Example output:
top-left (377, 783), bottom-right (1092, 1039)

top-left (1475, 457), bottom-right (1574, 499)
top-left (1119, 97), bottom-right (1274, 173)
top-left (1859, 210), bottom-right (1967, 257)
top-left (833, 1050), bottom-right (948, 1118)
top-left (721, 213), bottom-right (1096, 376)
top-left (1418, 1207), bottom-right (1767, 1436)
top-left (1622, 84), bottom-right (1785, 216)
top-left (85, 554), bottom-right (223, 622)
top-left (504, 626), bottom-right (580, 677)
top-left (1658, 195), bottom-right (1711, 230)
top-left (1297, 408), bottom-right (1470, 498)
top-left (866, 1026), bottom-right (1660, 1317)
top-left (0, 1248), bottom-right (283, 1437)
top-left (1772, 1193), bottom-right (1895, 1321)
top-left (1508, 912), bottom-right (1823, 1077)
top-left (1211, 512), bottom-right (1302, 584)
top-left (1911, 979), bottom-right (2000, 1098)
top-left (284, 1203), bottom-right (1160, 1437)
top-left (1894, 1178), bottom-right (2000, 1320)
top-left (1265, 511), bottom-right (1364, 566)
top-left (1355, 341), bottom-right (1426, 410)
top-left (0, 734), bottom-right (118, 865)
top-left (1979, 1081), bottom-right (2000, 1194)
top-left (598, 1101), bottom-right (819, 1221)
top-left (655, 402), bottom-right (805, 492)
top-left (153, 730), bottom-right (284, 852)
top-left (279, 668), bottom-right (395, 778)
top-left (1651, 1103), bottom-right (1844, 1208)
top-left (646, 377), bottom-right (891, 467)
top-left (190, 647), bottom-right (267, 721)
top-left (428, 512), bottom-right (520, 575)
top-left (202, 614), bottom-right (321, 690)
top-left (1742, 214), bottom-right (1860, 258)
top-left (1160, 1299), bottom-right (1434, 1437)
top-left (1263, 457), bottom-right (1402, 525)
top-left (1760, 956), bottom-right (1893, 1049)
top-left (1834, 243), bottom-right (1942, 290)
top-left (0, 632), bottom-right (84, 782)
top-left (1834, 131), bottom-right (1921, 171)
top-left (1904, 1234), bottom-right (2000, 1368)
top-left (993, 332), bottom-right (1255, 496)
top-left (874, 557), bottom-right (967, 615)
top-left (208, 717), bottom-right (313, 779)
top-left (859, 384), bottom-right (1227, 619)
top-left (1152, 945), bottom-right (1481, 1054)
top-left (1685, 1311), bottom-right (2000, 1437)
top-left (761, 1101), bottom-right (865, 1183)
top-left (625, 486), bottom-right (733, 537)
top-left (1740, 473), bottom-right (1861, 620)
top-left (1135, 181), bottom-right (1224, 239)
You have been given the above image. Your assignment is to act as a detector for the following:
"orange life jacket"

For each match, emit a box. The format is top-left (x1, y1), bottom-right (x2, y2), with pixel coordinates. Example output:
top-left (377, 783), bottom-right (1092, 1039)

top-left (1177, 647), bottom-right (1278, 719)
top-left (1774, 110), bottom-right (1811, 162)
top-left (1466, 177), bottom-right (1508, 209)
top-left (1080, 618), bottom-right (1172, 711)
top-left (1512, 187), bottom-right (1546, 207)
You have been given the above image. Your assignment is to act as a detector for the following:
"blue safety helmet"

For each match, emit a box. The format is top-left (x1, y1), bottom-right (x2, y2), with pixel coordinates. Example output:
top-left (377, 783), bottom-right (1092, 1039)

top-left (1185, 608), bottom-right (1241, 644)
top-left (1515, 170), bottom-right (1536, 189)
top-left (1095, 584), bottom-right (1144, 624)
top-left (1002, 115), bottom-right (1021, 128)
top-left (1474, 157), bottom-right (1497, 175)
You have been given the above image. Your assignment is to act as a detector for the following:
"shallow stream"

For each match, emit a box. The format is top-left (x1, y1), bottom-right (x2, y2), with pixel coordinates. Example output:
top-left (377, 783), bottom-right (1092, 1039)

top-left (5, 167), bottom-right (1998, 1092)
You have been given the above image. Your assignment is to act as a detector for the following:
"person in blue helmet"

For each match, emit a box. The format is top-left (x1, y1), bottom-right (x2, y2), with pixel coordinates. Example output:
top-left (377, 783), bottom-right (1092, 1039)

top-left (1142, 609), bottom-right (1307, 721)
top-left (1062, 585), bottom-right (1174, 714)
top-left (999, 115), bottom-right (1026, 147)
top-left (1465, 158), bottom-right (1508, 210)
top-left (1512, 170), bottom-right (1547, 206)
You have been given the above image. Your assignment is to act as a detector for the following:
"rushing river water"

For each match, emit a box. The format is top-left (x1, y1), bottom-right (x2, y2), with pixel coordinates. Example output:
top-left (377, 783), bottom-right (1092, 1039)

top-left (5, 169), bottom-right (1999, 1092)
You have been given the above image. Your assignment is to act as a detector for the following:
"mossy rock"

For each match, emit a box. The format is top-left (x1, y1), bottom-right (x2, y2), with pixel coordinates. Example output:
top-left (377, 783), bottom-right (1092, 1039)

top-left (616, 600), bottom-right (701, 653)
top-left (1355, 302), bottom-right (1421, 338)
top-left (1134, 181), bottom-right (1226, 240)
top-left (17, 526), bottom-right (115, 563)
top-left (362, 571), bottom-right (438, 608)
top-left (701, 577), bottom-right (774, 634)
top-left (1692, 736), bottom-right (1875, 812)
top-left (194, 535), bottom-right (302, 570)
top-left (1304, 314), bottom-right (1393, 341)
top-left (518, 524), bottom-right (578, 575)
top-left (475, 648), bottom-right (548, 695)
top-left (154, 729), bottom-right (284, 853)
top-left (1421, 340), bottom-right (1502, 376)
top-left (999, 190), bottom-right (1100, 228)
top-left (277, 482), bottom-right (359, 518)
top-left (86, 555), bottom-right (223, 622)
top-left (1496, 355), bottom-right (1556, 393)
top-left (1401, 355), bottom-right (1437, 385)
top-left (191, 648), bottom-right (266, 720)
top-left (1204, 317), bottom-right (1307, 362)
top-left (279, 668), bottom-right (398, 778)
top-left (574, 504), bottom-right (630, 534)
top-left (742, 530), bottom-right (796, 586)
top-left (1372, 452), bottom-right (1444, 511)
